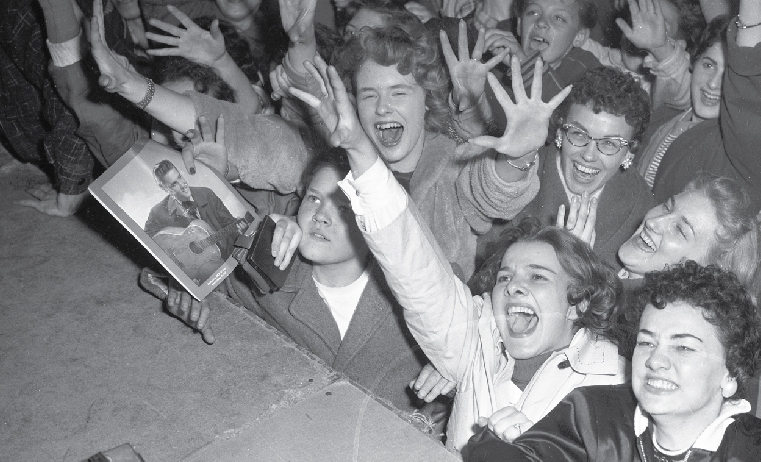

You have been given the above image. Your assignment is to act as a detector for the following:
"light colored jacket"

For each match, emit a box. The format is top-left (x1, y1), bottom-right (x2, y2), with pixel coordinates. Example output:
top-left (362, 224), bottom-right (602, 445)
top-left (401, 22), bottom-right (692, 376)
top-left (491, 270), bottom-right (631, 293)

top-left (340, 158), bottom-right (626, 451)
top-left (580, 37), bottom-right (691, 111)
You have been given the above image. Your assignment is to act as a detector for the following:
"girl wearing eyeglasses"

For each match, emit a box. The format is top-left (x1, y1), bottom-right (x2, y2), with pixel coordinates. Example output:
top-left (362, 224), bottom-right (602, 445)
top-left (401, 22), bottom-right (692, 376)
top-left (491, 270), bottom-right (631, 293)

top-left (475, 66), bottom-right (656, 271)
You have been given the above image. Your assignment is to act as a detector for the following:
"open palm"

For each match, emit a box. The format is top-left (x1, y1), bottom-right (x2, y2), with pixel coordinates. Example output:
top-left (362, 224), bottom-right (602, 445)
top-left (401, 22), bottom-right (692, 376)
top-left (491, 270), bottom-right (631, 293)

top-left (470, 56), bottom-right (571, 159)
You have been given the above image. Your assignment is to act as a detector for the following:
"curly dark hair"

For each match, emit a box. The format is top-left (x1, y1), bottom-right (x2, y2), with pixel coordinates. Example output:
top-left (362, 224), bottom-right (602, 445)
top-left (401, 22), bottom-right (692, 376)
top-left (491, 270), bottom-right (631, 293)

top-left (626, 261), bottom-right (761, 398)
top-left (332, 25), bottom-right (451, 135)
top-left (690, 14), bottom-right (730, 66)
top-left (154, 57), bottom-right (236, 103)
top-left (513, 0), bottom-right (598, 30)
top-left (469, 218), bottom-right (623, 340)
top-left (551, 66), bottom-right (650, 152)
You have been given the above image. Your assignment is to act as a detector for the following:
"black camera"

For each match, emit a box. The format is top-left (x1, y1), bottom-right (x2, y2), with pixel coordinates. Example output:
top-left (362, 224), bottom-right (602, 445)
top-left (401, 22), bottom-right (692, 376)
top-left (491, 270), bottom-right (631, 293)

top-left (232, 215), bottom-right (294, 294)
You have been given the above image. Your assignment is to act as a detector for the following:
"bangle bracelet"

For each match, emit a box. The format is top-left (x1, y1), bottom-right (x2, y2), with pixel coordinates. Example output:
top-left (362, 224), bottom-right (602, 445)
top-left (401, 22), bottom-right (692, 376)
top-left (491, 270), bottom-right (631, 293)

top-left (135, 78), bottom-right (155, 110)
top-left (736, 16), bottom-right (761, 29)
top-left (506, 151), bottom-right (538, 172)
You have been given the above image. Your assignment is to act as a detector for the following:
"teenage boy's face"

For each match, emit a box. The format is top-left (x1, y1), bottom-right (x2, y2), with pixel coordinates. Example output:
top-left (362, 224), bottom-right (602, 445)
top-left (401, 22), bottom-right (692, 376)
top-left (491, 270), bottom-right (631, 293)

top-left (518, 0), bottom-right (587, 65)
top-left (355, 60), bottom-right (427, 173)
top-left (297, 165), bottom-right (368, 268)
top-left (491, 241), bottom-right (578, 359)
top-left (690, 42), bottom-right (725, 121)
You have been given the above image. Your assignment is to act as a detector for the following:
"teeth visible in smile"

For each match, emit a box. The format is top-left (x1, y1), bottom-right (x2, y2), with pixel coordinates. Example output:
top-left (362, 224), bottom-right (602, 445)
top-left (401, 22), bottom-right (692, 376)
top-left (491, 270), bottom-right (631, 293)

top-left (507, 306), bottom-right (536, 316)
top-left (701, 89), bottom-right (720, 102)
top-left (376, 122), bottom-right (402, 130)
top-left (640, 232), bottom-right (656, 251)
top-left (575, 163), bottom-right (600, 175)
top-left (647, 378), bottom-right (678, 390)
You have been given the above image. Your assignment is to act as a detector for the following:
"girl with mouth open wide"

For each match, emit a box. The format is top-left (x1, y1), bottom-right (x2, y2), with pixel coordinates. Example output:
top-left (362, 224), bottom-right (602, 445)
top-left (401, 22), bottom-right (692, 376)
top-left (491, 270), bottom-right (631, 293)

top-left (291, 49), bottom-right (627, 451)
top-left (466, 262), bottom-right (761, 462)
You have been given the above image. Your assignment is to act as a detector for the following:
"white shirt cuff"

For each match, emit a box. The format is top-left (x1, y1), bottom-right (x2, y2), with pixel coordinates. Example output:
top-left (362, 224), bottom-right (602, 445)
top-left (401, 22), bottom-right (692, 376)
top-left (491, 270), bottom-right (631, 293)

top-left (47, 32), bottom-right (83, 68)
top-left (337, 157), bottom-right (408, 233)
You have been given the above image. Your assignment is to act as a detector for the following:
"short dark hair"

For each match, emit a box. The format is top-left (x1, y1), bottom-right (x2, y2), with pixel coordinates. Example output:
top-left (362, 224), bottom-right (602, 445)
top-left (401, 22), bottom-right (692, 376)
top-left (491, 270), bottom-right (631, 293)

top-left (551, 66), bottom-right (651, 152)
top-left (628, 261), bottom-right (761, 398)
top-left (301, 147), bottom-right (352, 189)
top-left (513, 0), bottom-right (598, 30)
top-left (690, 14), bottom-right (731, 66)
top-left (154, 58), bottom-right (236, 103)
top-left (671, 0), bottom-right (707, 53)
top-left (469, 218), bottom-right (623, 340)
top-left (332, 25), bottom-right (451, 135)
top-left (153, 159), bottom-right (177, 184)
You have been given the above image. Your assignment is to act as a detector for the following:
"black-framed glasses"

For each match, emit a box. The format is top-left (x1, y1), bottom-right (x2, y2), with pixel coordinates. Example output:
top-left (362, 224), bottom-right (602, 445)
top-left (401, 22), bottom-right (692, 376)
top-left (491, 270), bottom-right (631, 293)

top-left (561, 124), bottom-right (630, 156)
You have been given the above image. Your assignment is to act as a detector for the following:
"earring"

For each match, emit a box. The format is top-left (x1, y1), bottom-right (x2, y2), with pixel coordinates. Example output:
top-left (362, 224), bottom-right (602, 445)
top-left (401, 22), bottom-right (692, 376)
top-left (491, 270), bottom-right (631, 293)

top-left (621, 156), bottom-right (633, 170)
top-left (721, 377), bottom-right (738, 398)
top-left (555, 135), bottom-right (562, 149)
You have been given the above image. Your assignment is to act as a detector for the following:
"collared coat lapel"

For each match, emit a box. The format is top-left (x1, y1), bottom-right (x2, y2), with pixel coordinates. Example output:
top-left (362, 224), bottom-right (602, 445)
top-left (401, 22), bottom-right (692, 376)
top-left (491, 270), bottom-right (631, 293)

top-left (332, 265), bottom-right (395, 371)
top-left (284, 259), bottom-right (342, 360)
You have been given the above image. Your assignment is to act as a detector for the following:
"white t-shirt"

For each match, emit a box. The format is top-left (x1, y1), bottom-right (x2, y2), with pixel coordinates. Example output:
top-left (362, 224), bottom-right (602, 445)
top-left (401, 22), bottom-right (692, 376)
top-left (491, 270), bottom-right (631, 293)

top-left (313, 268), bottom-right (370, 340)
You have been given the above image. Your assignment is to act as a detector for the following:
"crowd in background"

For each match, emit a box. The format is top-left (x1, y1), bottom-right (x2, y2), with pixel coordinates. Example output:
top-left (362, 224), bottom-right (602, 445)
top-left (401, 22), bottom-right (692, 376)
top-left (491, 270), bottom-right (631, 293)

top-left (4, 0), bottom-right (761, 459)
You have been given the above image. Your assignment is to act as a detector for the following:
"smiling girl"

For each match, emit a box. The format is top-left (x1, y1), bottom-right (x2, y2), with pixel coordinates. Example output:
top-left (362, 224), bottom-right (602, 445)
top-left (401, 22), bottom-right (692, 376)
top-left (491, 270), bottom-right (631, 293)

top-left (466, 262), bottom-right (761, 462)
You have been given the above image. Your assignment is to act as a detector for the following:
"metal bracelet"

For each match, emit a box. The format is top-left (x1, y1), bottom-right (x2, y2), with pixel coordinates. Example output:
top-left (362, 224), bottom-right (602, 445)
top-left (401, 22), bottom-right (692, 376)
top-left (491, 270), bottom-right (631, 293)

top-left (135, 78), bottom-right (155, 110)
top-left (736, 15), bottom-right (761, 29)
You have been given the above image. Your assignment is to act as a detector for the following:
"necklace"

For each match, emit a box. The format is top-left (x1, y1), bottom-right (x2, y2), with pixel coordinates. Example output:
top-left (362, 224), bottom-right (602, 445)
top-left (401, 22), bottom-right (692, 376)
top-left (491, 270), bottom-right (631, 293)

top-left (637, 435), bottom-right (693, 462)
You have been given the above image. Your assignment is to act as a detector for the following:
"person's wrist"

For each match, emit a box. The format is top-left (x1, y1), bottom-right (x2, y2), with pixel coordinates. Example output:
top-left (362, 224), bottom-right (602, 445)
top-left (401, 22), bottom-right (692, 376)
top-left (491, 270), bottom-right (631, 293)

top-left (649, 37), bottom-right (674, 62)
top-left (211, 49), bottom-right (231, 68)
top-left (124, 76), bottom-right (153, 107)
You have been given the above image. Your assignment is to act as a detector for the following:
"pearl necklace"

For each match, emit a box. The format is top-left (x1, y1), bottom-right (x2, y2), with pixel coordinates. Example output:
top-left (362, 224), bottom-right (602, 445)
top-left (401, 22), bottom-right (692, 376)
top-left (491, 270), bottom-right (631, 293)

top-left (637, 435), bottom-right (693, 462)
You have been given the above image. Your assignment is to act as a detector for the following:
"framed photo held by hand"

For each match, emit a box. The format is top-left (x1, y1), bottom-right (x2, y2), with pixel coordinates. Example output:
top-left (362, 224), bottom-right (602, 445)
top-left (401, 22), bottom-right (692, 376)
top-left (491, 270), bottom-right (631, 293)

top-left (89, 138), bottom-right (261, 300)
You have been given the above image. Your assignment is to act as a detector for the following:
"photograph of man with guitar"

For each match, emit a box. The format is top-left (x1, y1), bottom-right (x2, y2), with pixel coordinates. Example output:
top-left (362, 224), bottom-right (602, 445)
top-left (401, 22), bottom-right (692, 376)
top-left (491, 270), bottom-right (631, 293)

top-left (145, 160), bottom-right (251, 284)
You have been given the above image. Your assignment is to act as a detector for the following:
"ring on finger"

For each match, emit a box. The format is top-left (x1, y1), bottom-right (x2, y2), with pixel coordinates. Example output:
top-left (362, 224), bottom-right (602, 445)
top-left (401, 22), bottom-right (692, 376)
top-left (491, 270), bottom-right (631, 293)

top-left (513, 423), bottom-right (521, 433)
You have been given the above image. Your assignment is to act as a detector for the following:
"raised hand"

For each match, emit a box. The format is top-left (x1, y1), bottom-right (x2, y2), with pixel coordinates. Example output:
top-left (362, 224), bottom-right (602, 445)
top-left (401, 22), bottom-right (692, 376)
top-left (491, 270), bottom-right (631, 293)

top-left (181, 115), bottom-right (228, 178)
top-left (477, 406), bottom-right (533, 443)
top-left (556, 191), bottom-right (598, 247)
top-left (90, 0), bottom-right (141, 95)
top-left (146, 5), bottom-right (226, 67)
top-left (279, 0), bottom-right (316, 43)
top-left (615, 0), bottom-right (669, 53)
top-left (409, 363), bottom-right (457, 403)
top-left (289, 55), bottom-right (367, 150)
top-left (469, 56), bottom-right (572, 159)
top-left (442, 20), bottom-right (509, 111)
top-left (483, 28), bottom-right (524, 65)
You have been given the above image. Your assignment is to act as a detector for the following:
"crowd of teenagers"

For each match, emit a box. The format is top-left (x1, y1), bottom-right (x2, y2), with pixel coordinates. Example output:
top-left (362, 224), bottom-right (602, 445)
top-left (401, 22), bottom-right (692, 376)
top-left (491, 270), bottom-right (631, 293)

top-left (6, 0), bottom-right (761, 458)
